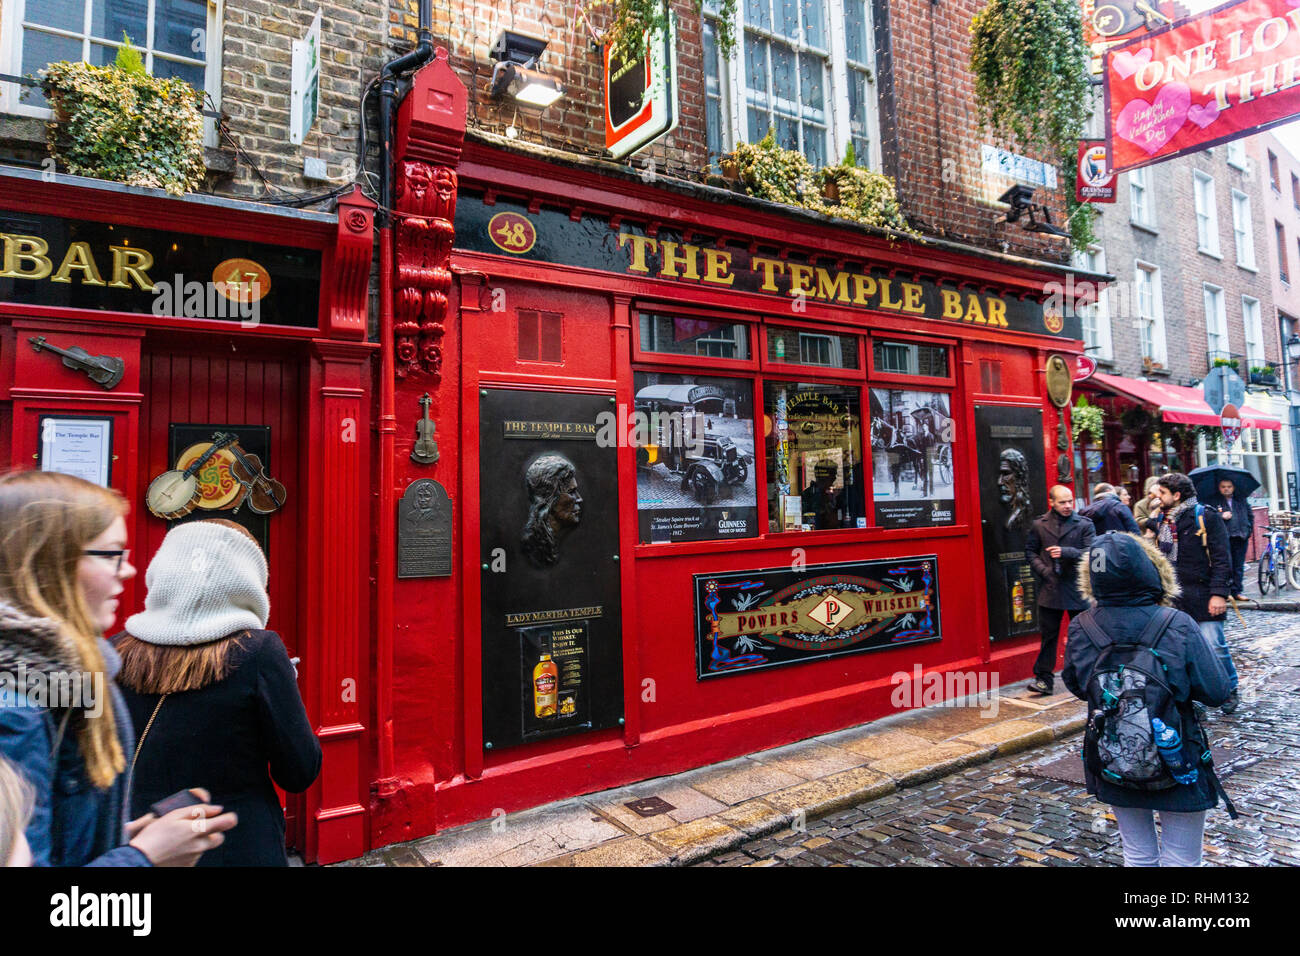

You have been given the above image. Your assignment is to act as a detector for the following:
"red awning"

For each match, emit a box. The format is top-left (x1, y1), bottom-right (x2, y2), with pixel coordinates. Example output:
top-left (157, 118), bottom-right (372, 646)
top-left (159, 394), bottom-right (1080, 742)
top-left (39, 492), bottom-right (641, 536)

top-left (1090, 372), bottom-right (1281, 430)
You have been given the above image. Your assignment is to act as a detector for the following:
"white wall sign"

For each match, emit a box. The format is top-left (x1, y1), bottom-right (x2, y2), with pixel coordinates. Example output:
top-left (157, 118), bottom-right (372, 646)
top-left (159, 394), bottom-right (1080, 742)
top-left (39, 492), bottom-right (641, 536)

top-left (290, 9), bottom-right (323, 145)
top-left (39, 416), bottom-right (113, 487)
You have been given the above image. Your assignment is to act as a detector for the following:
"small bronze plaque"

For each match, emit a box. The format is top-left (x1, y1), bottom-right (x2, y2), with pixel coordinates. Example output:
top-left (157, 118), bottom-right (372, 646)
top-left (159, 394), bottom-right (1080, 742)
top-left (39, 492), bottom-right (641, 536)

top-left (398, 479), bottom-right (452, 578)
top-left (1045, 354), bottom-right (1073, 408)
top-left (625, 797), bottom-right (676, 818)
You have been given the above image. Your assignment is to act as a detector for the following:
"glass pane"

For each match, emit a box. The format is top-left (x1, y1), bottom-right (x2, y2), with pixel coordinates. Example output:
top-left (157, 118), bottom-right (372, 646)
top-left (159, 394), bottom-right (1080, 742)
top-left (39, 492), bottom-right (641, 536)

top-left (765, 381), bottom-right (864, 531)
top-left (745, 0), bottom-right (771, 32)
top-left (155, 0), bottom-right (207, 59)
top-left (771, 43), bottom-right (795, 109)
top-left (768, 326), bottom-right (859, 368)
top-left (775, 0), bottom-right (798, 39)
top-left (845, 0), bottom-right (868, 62)
top-left (155, 55), bottom-right (204, 92)
top-left (802, 124), bottom-right (825, 167)
top-left (745, 35), bottom-right (768, 102)
top-left (21, 29), bottom-right (83, 107)
top-left (872, 340), bottom-right (950, 377)
top-left (870, 389), bottom-right (956, 528)
top-left (27, 0), bottom-right (86, 32)
top-left (638, 313), bottom-right (751, 360)
top-left (800, 54), bottom-right (823, 112)
top-left (775, 115), bottom-right (798, 152)
top-left (748, 107), bottom-right (768, 143)
top-left (91, 0), bottom-right (148, 45)
top-left (634, 372), bottom-right (758, 543)
top-left (802, 0), bottom-right (825, 49)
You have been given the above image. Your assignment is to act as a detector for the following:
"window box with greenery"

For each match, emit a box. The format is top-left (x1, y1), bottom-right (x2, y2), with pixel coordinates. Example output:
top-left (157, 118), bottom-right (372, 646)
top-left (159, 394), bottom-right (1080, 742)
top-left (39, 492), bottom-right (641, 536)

top-left (1212, 356), bottom-right (1240, 371)
top-left (40, 39), bottom-right (205, 196)
top-left (1250, 365), bottom-right (1279, 386)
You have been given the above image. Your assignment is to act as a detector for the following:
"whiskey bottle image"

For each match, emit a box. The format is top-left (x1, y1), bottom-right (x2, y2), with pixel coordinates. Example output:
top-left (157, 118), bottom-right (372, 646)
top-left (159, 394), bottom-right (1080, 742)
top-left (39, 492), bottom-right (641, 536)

top-left (1011, 580), bottom-right (1025, 623)
top-left (533, 653), bottom-right (559, 718)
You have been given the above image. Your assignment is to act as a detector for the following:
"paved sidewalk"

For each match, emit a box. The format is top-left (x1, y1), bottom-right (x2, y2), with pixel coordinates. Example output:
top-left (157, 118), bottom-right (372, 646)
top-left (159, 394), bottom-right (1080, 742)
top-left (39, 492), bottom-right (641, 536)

top-left (337, 683), bottom-right (1086, 867)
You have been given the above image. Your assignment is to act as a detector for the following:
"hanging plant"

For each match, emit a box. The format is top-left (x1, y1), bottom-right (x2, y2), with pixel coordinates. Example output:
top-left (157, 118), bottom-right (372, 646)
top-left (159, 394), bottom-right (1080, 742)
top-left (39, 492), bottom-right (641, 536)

top-left (1072, 396), bottom-right (1104, 443)
top-left (41, 37), bottom-right (204, 196)
top-left (969, 0), bottom-right (1092, 249)
top-left (605, 0), bottom-right (738, 64)
top-left (1119, 404), bottom-right (1156, 434)
top-left (733, 128), bottom-right (818, 205)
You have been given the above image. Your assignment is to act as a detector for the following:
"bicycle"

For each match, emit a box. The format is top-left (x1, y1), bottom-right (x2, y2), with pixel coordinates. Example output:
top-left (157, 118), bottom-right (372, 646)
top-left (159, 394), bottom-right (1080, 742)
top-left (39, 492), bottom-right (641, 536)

top-left (1257, 525), bottom-right (1291, 594)
top-left (1286, 528), bottom-right (1300, 590)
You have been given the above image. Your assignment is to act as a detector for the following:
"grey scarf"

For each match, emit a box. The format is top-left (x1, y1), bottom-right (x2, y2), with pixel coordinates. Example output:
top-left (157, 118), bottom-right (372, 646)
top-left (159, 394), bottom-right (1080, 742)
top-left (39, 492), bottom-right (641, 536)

top-left (1157, 496), bottom-right (1197, 562)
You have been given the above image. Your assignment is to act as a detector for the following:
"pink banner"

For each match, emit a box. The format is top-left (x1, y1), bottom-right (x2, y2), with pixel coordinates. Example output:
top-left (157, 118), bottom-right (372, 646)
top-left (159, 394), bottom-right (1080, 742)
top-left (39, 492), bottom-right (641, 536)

top-left (1104, 0), bottom-right (1300, 173)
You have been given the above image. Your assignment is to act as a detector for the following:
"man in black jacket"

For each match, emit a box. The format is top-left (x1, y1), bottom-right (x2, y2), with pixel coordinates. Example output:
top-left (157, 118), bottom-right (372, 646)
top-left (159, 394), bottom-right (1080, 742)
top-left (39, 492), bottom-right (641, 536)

top-left (1025, 485), bottom-right (1096, 695)
top-left (1146, 472), bottom-right (1240, 713)
top-left (1204, 477), bottom-right (1254, 600)
top-left (1079, 482), bottom-right (1141, 535)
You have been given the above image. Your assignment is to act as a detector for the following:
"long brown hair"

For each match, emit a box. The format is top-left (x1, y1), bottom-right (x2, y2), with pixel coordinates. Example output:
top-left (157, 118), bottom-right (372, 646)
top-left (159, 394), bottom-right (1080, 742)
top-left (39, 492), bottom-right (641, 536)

top-left (0, 471), bottom-right (127, 789)
top-left (116, 632), bottom-right (245, 694)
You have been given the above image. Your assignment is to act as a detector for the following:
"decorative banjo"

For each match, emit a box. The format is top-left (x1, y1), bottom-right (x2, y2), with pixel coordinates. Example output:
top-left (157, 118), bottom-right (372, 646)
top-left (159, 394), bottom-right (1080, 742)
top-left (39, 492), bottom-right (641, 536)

top-left (145, 433), bottom-right (238, 520)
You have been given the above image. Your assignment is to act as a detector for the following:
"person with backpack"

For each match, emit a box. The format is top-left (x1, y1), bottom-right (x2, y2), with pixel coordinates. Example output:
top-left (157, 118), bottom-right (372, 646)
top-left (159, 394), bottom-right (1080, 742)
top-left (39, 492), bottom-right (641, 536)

top-left (1025, 485), bottom-right (1096, 695)
top-left (1144, 472), bottom-right (1239, 714)
top-left (1064, 532), bottom-right (1235, 866)
top-left (1079, 482), bottom-right (1140, 535)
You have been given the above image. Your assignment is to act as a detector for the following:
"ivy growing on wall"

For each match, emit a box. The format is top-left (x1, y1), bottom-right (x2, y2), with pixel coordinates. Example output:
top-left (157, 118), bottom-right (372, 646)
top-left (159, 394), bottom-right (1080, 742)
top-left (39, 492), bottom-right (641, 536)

top-left (604, 0), bottom-right (738, 63)
top-left (969, 0), bottom-right (1094, 249)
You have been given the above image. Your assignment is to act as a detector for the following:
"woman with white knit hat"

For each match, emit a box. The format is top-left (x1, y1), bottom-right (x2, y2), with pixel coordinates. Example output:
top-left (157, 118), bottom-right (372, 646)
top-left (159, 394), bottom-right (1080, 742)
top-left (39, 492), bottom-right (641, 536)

top-left (115, 519), bottom-right (321, 866)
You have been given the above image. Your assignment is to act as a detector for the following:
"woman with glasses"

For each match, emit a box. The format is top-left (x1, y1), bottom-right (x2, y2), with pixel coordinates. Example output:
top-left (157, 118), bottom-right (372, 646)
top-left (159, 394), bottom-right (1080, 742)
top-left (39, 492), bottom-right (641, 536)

top-left (0, 470), bottom-right (237, 866)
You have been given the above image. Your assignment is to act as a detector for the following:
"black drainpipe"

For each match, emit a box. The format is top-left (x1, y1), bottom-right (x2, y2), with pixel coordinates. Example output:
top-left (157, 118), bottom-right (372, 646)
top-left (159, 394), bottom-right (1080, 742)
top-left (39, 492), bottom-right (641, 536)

top-left (378, 0), bottom-right (434, 226)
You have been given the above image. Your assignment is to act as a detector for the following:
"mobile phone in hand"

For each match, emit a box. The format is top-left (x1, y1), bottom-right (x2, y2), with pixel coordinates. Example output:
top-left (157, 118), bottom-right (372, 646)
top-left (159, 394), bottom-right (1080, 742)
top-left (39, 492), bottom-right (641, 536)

top-left (149, 789), bottom-right (205, 818)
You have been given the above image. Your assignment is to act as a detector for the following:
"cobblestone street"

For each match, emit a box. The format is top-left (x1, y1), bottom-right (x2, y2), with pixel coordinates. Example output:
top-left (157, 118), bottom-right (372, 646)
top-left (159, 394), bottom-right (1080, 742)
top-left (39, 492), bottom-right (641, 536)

top-left (694, 610), bottom-right (1300, 867)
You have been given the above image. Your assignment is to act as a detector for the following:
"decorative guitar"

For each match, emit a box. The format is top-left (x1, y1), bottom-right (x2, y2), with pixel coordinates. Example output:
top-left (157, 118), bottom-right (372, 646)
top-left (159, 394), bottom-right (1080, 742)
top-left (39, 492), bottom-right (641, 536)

top-left (228, 441), bottom-right (287, 515)
top-left (145, 433), bottom-right (238, 520)
top-left (28, 336), bottom-right (125, 390)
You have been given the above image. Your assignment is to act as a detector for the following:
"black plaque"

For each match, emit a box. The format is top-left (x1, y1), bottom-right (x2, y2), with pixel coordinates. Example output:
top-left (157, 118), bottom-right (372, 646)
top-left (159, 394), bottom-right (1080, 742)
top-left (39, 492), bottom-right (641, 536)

top-left (974, 406), bottom-right (1048, 642)
top-left (694, 557), bottom-right (941, 680)
top-left (398, 479), bottom-right (453, 578)
top-left (166, 424), bottom-right (272, 552)
top-left (1289, 472), bottom-right (1298, 512)
top-left (479, 389), bottom-right (623, 749)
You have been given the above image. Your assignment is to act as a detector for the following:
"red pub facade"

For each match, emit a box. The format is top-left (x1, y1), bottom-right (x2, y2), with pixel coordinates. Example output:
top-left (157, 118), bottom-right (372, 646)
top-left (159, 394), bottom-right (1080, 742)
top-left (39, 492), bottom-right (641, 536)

top-left (364, 54), bottom-right (1092, 860)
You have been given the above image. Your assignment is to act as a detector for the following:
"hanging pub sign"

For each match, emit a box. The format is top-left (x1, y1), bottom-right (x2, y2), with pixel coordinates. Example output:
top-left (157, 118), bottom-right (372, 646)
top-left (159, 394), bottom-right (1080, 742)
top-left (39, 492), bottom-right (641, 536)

top-left (1104, 0), bottom-right (1300, 174)
top-left (1073, 353), bottom-right (1099, 381)
top-left (454, 193), bottom-right (1081, 340)
top-left (694, 557), bottom-right (941, 679)
top-left (604, 11), bottom-right (679, 159)
top-left (0, 211), bottom-right (321, 326)
top-left (1082, 0), bottom-right (1181, 74)
top-left (1076, 140), bottom-right (1117, 202)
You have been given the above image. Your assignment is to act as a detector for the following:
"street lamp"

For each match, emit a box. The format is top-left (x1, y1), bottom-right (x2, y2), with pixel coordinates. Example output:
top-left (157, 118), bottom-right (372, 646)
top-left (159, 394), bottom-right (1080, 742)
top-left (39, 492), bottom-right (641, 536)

top-left (1288, 332), bottom-right (1300, 363)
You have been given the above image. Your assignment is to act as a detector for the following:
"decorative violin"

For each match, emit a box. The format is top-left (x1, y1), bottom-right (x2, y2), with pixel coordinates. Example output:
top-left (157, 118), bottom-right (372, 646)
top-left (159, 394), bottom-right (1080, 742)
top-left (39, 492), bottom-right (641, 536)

top-left (411, 392), bottom-right (439, 465)
top-left (145, 433), bottom-right (238, 520)
top-left (227, 441), bottom-right (287, 515)
top-left (28, 336), bottom-right (125, 390)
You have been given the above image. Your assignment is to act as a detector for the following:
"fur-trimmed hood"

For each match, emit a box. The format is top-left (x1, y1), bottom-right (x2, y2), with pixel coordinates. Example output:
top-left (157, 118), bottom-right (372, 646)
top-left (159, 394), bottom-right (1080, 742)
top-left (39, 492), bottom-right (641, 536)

top-left (0, 599), bottom-right (81, 676)
top-left (1077, 532), bottom-right (1181, 607)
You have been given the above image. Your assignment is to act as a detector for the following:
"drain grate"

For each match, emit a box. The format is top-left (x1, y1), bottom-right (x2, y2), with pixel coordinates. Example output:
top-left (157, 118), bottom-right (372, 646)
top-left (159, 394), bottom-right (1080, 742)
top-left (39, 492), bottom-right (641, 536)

top-left (625, 796), bottom-right (676, 818)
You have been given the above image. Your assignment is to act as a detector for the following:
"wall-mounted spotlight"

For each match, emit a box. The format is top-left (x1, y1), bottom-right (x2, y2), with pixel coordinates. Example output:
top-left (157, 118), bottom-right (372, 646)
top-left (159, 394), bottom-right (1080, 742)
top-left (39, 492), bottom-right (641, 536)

top-left (997, 184), bottom-right (1070, 239)
top-left (489, 30), bottom-right (564, 109)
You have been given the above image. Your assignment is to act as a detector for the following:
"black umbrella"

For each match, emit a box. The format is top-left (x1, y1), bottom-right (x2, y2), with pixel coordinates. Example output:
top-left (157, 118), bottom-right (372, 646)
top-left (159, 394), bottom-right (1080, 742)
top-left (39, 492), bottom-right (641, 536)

top-left (1188, 465), bottom-right (1259, 503)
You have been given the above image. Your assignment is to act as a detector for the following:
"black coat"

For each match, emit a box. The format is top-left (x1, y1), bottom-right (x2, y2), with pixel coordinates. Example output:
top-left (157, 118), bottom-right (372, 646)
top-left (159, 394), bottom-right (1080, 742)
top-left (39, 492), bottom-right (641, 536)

top-left (1145, 503), bottom-right (1232, 622)
top-left (1079, 494), bottom-right (1140, 535)
top-left (117, 630), bottom-right (321, 867)
top-left (1063, 533), bottom-right (1231, 812)
top-left (1204, 492), bottom-right (1254, 540)
top-left (1026, 510), bottom-right (1096, 610)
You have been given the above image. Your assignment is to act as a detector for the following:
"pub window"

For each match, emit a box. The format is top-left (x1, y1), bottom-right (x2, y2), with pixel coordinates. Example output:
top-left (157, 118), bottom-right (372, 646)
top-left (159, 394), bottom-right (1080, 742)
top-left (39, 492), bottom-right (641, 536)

top-left (633, 371), bottom-right (758, 543)
top-left (1, 0), bottom-right (223, 145)
top-left (764, 380), bottom-right (865, 532)
top-left (638, 312), bottom-right (751, 360)
top-left (872, 340), bottom-right (950, 378)
top-left (869, 389), bottom-right (955, 529)
top-left (767, 325), bottom-right (859, 368)
top-left (518, 309), bottom-right (563, 363)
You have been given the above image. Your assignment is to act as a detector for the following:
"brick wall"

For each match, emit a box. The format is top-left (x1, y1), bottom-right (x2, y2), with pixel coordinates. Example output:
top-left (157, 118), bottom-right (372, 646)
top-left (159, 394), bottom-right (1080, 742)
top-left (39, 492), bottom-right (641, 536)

top-left (218, 0), bottom-right (389, 197)
top-left (391, 0), bottom-right (1072, 263)
top-left (1253, 131), bottom-right (1300, 337)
